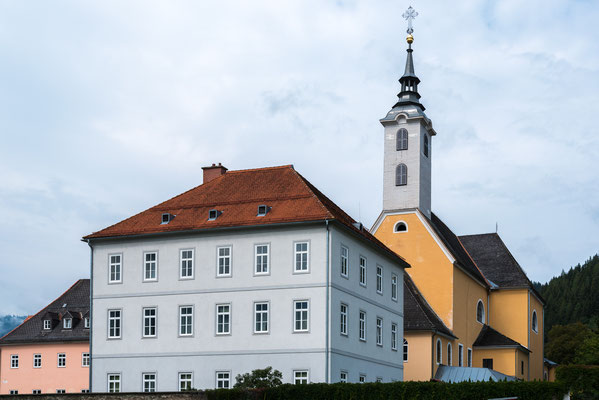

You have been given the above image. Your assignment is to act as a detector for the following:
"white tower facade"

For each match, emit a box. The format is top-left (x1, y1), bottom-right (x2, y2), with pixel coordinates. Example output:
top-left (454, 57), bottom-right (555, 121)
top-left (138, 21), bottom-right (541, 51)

top-left (381, 35), bottom-right (436, 218)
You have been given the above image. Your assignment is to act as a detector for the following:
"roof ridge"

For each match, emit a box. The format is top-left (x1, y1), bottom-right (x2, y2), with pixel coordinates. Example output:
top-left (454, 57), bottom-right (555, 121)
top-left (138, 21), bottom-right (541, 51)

top-left (0, 279), bottom-right (85, 342)
top-left (226, 165), bottom-right (294, 174)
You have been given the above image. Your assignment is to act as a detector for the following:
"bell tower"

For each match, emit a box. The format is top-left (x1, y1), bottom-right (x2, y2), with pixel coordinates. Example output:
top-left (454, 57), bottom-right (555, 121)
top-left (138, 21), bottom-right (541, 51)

top-left (381, 6), bottom-right (436, 218)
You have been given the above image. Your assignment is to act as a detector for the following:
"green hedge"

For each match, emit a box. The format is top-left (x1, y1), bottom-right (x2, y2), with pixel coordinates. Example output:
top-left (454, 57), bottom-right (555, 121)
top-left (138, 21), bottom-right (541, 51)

top-left (205, 381), bottom-right (566, 400)
top-left (556, 365), bottom-right (599, 400)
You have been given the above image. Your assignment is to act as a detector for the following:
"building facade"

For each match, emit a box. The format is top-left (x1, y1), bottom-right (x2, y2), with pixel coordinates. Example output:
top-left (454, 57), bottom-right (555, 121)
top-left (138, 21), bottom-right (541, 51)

top-left (0, 280), bottom-right (90, 394)
top-left (85, 165), bottom-right (408, 392)
top-left (372, 31), bottom-right (545, 381)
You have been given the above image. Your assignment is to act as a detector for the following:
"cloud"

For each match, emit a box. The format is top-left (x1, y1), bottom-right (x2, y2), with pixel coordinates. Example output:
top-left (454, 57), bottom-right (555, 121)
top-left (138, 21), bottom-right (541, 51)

top-left (0, 0), bottom-right (598, 312)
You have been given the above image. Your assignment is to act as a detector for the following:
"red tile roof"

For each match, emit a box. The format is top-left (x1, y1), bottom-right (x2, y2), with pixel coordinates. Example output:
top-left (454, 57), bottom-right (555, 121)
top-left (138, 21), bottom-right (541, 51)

top-left (84, 165), bottom-right (409, 268)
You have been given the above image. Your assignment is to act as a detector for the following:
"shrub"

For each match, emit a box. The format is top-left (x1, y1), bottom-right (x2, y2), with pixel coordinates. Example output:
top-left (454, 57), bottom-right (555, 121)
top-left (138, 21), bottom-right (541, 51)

top-left (556, 365), bottom-right (599, 400)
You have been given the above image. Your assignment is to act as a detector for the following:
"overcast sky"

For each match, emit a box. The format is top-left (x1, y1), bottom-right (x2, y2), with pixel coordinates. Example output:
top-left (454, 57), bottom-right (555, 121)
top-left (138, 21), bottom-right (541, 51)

top-left (1, 1), bottom-right (597, 315)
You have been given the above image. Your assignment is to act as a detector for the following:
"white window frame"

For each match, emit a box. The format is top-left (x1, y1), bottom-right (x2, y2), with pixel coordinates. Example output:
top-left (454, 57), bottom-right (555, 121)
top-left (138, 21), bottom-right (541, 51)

top-left (108, 309), bottom-right (121, 339)
top-left (216, 303), bottom-right (231, 335)
top-left (532, 309), bottom-right (538, 333)
top-left (359, 256), bottom-right (367, 287)
top-left (359, 374), bottom-right (366, 383)
top-left (293, 241), bottom-right (310, 273)
top-left (254, 244), bottom-right (270, 275)
top-left (33, 354), bottom-right (41, 368)
top-left (179, 249), bottom-right (195, 280)
top-left (215, 371), bottom-right (231, 389)
top-left (216, 246), bottom-right (232, 277)
top-left (143, 251), bottom-right (158, 282)
top-left (447, 342), bottom-right (452, 366)
top-left (108, 373), bottom-right (121, 393)
top-left (391, 274), bottom-right (398, 301)
top-left (108, 253), bottom-right (122, 284)
top-left (436, 339), bottom-right (442, 365)
top-left (82, 352), bottom-right (90, 367)
top-left (179, 306), bottom-right (194, 337)
top-left (63, 317), bottom-right (72, 329)
top-left (84, 317), bottom-right (90, 328)
top-left (394, 221), bottom-right (408, 233)
top-left (403, 338), bottom-right (409, 362)
top-left (359, 310), bottom-right (366, 341)
top-left (254, 302), bottom-right (269, 334)
top-left (32, 390), bottom-right (41, 394)
top-left (43, 319), bottom-right (51, 330)
top-left (10, 354), bottom-right (18, 368)
top-left (56, 389), bottom-right (66, 394)
top-left (142, 373), bottom-right (156, 392)
top-left (376, 377), bottom-right (383, 383)
top-left (476, 299), bottom-right (485, 324)
top-left (293, 370), bottom-right (309, 384)
top-left (142, 307), bottom-right (157, 338)
top-left (340, 245), bottom-right (349, 278)
top-left (391, 323), bottom-right (398, 351)
top-left (340, 371), bottom-right (348, 383)
top-left (458, 344), bottom-right (464, 367)
top-left (9, 390), bottom-right (18, 395)
top-left (178, 372), bottom-right (193, 391)
top-left (467, 348), bottom-right (472, 367)
top-left (340, 303), bottom-right (348, 336)
top-left (376, 265), bottom-right (383, 294)
top-left (376, 317), bottom-right (383, 346)
top-left (57, 353), bottom-right (66, 368)
top-left (293, 300), bottom-right (310, 332)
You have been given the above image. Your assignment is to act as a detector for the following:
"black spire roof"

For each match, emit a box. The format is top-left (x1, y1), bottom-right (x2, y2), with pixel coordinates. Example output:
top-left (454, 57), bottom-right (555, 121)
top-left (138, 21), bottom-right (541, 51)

top-left (393, 38), bottom-right (424, 110)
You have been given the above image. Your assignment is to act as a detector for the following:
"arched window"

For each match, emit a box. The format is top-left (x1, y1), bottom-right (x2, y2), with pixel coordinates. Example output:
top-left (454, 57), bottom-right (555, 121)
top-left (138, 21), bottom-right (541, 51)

top-left (403, 338), bottom-right (408, 362)
top-left (394, 221), bottom-right (408, 232)
top-left (447, 343), bottom-right (452, 366)
top-left (396, 128), bottom-right (408, 151)
top-left (476, 300), bottom-right (485, 324)
top-left (532, 310), bottom-right (538, 333)
top-left (436, 338), bottom-right (442, 365)
top-left (395, 164), bottom-right (407, 186)
top-left (423, 134), bottom-right (429, 157)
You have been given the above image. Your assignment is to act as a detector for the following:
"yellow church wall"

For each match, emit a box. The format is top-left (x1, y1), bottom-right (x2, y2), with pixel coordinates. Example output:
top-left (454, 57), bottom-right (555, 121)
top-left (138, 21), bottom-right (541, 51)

top-left (489, 289), bottom-right (529, 346)
top-left (374, 212), bottom-right (454, 329)
top-left (515, 349), bottom-right (530, 380)
top-left (403, 332), bottom-right (434, 381)
top-left (452, 267), bottom-right (488, 356)
top-left (529, 292), bottom-right (544, 380)
top-left (473, 348), bottom-right (517, 376)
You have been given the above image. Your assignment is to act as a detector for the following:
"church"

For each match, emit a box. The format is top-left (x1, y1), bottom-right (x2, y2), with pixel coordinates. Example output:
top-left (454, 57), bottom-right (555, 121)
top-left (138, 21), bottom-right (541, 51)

top-left (370, 10), bottom-right (544, 381)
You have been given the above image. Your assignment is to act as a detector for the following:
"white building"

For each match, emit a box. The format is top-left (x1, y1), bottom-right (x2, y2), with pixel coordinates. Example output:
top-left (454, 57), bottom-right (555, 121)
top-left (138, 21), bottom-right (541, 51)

top-left (84, 164), bottom-right (408, 392)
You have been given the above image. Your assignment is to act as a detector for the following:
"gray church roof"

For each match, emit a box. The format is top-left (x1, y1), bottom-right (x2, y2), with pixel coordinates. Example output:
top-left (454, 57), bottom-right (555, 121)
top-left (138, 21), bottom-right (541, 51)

top-left (0, 279), bottom-right (89, 345)
top-left (473, 324), bottom-right (530, 353)
top-left (458, 233), bottom-right (543, 303)
top-left (434, 365), bottom-right (517, 383)
top-left (404, 274), bottom-right (456, 339)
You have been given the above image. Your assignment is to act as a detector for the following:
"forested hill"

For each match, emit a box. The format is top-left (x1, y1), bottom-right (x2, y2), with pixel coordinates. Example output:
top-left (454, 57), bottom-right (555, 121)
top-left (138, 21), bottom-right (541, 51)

top-left (535, 254), bottom-right (599, 334)
top-left (0, 315), bottom-right (27, 337)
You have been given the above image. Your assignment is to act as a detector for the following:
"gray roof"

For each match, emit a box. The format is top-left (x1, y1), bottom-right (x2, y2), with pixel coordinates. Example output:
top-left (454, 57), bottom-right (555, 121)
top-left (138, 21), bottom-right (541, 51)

top-left (459, 233), bottom-right (541, 296)
top-left (473, 324), bottom-right (530, 353)
top-left (427, 213), bottom-right (489, 287)
top-left (434, 365), bottom-right (517, 383)
top-left (0, 279), bottom-right (89, 345)
top-left (404, 274), bottom-right (456, 338)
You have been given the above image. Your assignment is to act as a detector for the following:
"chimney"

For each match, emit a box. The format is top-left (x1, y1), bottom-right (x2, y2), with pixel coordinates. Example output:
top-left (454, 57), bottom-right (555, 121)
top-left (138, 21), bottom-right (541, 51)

top-left (202, 163), bottom-right (228, 183)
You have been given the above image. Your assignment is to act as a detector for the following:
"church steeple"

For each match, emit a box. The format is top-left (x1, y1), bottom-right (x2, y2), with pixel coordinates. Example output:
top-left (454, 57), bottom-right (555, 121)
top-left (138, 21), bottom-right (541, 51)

top-left (380, 6), bottom-right (436, 218)
top-left (394, 34), bottom-right (424, 110)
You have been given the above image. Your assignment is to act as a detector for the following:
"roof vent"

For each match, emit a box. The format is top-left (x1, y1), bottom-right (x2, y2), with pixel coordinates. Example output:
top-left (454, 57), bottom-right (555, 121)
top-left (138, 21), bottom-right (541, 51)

top-left (353, 222), bottom-right (363, 230)
top-left (208, 209), bottom-right (222, 221)
top-left (257, 205), bottom-right (270, 216)
top-left (161, 213), bottom-right (175, 224)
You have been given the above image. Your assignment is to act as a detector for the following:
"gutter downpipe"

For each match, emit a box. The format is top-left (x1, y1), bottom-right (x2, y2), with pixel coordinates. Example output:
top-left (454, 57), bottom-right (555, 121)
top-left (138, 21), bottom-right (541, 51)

top-left (87, 241), bottom-right (93, 392)
top-left (325, 219), bottom-right (331, 383)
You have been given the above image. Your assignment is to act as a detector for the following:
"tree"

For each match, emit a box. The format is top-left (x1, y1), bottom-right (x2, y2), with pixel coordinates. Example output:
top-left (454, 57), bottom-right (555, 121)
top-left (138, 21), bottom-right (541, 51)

top-left (574, 333), bottom-right (599, 365)
top-left (546, 322), bottom-right (594, 364)
top-left (234, 366), bottom-right (283, 389)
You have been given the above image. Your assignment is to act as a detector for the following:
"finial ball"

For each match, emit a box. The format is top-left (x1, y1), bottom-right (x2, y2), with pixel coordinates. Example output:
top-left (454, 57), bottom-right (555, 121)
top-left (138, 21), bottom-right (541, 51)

top-left (406, 34), bottom-right (414, 44)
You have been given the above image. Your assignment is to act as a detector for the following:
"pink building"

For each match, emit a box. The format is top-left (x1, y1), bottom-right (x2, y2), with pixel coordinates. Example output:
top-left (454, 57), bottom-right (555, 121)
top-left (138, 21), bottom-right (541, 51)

top-left (0, 280), bottom-right (90, 394)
